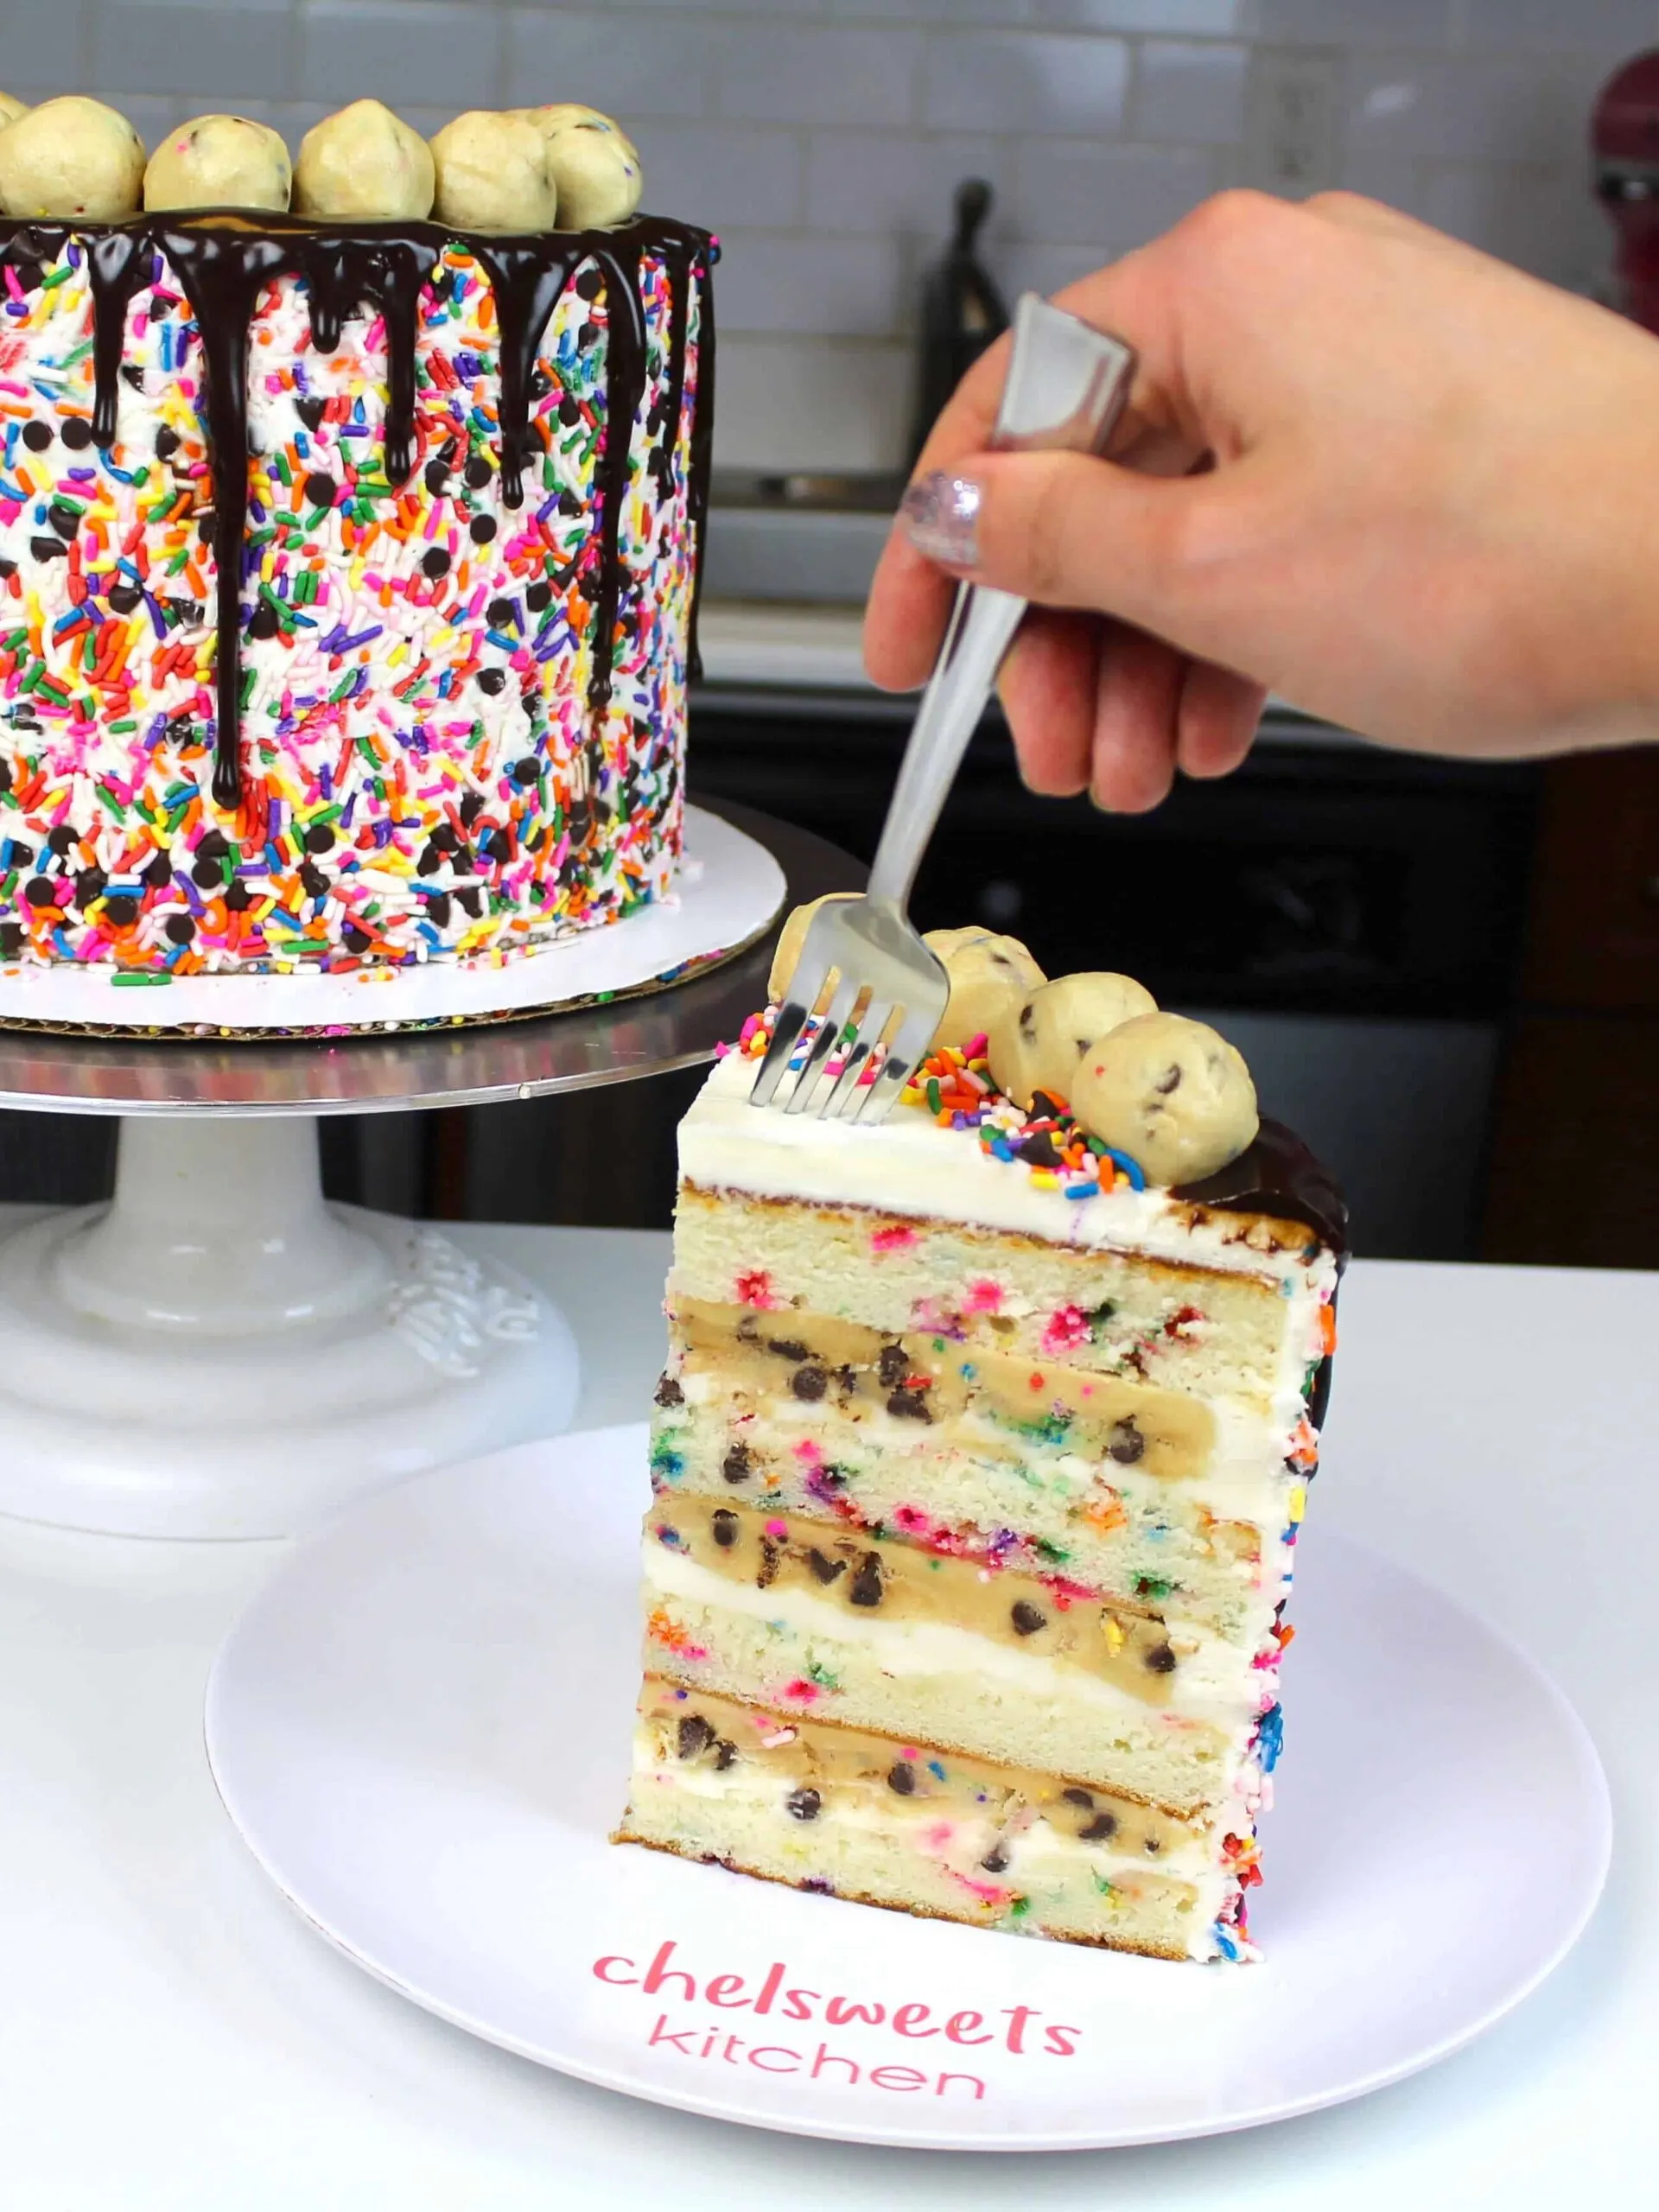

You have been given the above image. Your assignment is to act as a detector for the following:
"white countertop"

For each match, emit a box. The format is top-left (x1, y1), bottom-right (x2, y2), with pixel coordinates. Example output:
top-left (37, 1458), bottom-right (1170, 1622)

top-left (0, 1223), bottom-right (1648, 2209)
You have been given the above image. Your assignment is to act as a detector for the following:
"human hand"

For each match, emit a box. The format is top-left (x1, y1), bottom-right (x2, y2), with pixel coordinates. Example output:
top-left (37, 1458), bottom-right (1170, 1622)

top-left (864, 190), bottom-right (1659, 810)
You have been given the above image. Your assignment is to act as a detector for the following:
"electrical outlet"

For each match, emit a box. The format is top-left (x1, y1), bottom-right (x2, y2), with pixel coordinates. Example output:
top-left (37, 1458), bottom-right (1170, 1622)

top-left (1239, 49), bottom-right (1339, 200)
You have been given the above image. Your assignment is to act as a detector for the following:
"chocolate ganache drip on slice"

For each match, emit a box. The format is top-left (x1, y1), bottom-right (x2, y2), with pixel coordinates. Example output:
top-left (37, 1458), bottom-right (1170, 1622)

top-left (1173, 1116), bottom-right (1350, 1261)
top-left (1, 209), bottom-right (716, 810)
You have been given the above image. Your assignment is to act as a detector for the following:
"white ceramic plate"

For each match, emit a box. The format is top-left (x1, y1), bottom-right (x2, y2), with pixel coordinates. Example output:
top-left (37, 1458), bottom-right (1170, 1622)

top-left (0, 804), bottom-right (782, 1034)
top-left (205, 1425), bottom-right (1611, 2152)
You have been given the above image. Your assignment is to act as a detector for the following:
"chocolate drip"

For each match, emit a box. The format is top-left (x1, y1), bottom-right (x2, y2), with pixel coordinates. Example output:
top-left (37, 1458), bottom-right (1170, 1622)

top-left (0, 210), bottom-right (714, 812)
top-left (1173, 1116), bottom-right (1350, 1262)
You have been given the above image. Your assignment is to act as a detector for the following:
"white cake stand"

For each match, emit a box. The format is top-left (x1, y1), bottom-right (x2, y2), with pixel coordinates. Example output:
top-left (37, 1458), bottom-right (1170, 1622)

top-left (0, 803), bottom-right (855, 1541)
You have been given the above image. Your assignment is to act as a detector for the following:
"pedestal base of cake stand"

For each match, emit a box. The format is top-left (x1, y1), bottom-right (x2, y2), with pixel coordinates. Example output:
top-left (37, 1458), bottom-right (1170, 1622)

top-left (0, 1116), bottom-right (575, 1540)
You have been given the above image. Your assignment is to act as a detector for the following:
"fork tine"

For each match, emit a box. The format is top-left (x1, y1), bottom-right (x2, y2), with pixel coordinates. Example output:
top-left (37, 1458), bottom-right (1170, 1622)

top-left (820, 1001), bottom-right (892, 1121)
top-left (748, 974), bottom-right (823, 1108)
top-left (855, 1003), bottom-right (938, 1125)
top-left (784, 975), bottom-right (862, 1116)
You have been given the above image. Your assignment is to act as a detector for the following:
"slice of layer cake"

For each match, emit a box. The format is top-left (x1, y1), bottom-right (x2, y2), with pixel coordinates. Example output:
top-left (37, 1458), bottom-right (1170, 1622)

top-left (617, 921), bottom-right (1345, 1961)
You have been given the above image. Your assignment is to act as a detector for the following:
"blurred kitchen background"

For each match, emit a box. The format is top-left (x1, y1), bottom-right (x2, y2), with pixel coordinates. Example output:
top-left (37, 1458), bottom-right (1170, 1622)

top-left (3, 0), bottom-right (1659, 1264)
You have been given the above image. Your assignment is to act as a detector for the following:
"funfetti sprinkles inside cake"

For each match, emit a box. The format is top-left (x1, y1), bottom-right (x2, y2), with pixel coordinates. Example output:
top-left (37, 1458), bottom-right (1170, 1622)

top-left (616, 919), bottom-right (1345, 1962)
top-left (0, 92), bottom-right (715, 976)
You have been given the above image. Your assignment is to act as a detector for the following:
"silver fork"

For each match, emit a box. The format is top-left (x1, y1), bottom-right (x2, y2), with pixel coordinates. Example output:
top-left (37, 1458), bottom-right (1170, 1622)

top-left (749, 292), bottom-right (1138, 1125)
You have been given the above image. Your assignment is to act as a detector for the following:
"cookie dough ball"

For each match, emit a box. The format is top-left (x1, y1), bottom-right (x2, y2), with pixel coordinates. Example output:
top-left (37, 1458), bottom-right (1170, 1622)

top-left (144, 113), bottom-right (290, 213)
top-left (431, 110), bottom-right (556, 232)
top-left (768, 893), bottom-right (859, 1003)
top-left (1071, 1012), bottom-right (1258, 1186)
top-left (539, 111), bottom-right (641, 229)
top-left (988, 971), bottom-right (1156, 1110)
top-left (295, 98), bottom-right (434, 220)
top-left (0, 92), bottom-right (29, 130)
top-left (922, 926), bottom-right (1045, 1054)
top-left (0, 96), bottom-right (144, 221)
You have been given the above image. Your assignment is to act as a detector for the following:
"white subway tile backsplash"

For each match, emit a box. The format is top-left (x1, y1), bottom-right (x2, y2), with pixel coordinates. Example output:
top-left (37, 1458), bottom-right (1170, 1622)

top-left (92, 0), bottom-right (294, 104)
top-left (503, 10), bottom-right (710, 119)
top-left (298, 3), bottom-right (501, 111)
top-left (804, 131), bottom-right (1016, 239)
top-left (1245, 0), bottom-right (1456, 48)
top-left (1133, 39), bottom-right (1247, 144)
top-left (715, 231), bottom-right (905, 338)
top-left (713, 24), bottom-right (921, 130)
top-left (712, 335), bottom-right (912, 472)
top-left (921, 30), bottom-right (1128, 134)
top-left (1346, 51), bottom-right (1614, 168)
top-left (638, 121), bottom-right (805, 235)
top-left (1013, 137), bottom-right (1216, 246)
top-left (1422, 162), bottom-right (1610, 291)
top-left (1459, 0), bottom-right (1659, 52)
top-left (1037, 3), bottom-right (1247, 29)
top-left (0, 0), bottom-right (88, 92)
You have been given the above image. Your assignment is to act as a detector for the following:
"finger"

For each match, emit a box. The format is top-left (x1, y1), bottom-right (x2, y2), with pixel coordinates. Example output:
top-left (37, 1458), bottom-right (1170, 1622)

top-left (995, 610), bottom-right (1100, 797)
top-left (1090, 622), bottom-right (1181, 813)
top-left (1176, 658), bottom-right (1267, 779)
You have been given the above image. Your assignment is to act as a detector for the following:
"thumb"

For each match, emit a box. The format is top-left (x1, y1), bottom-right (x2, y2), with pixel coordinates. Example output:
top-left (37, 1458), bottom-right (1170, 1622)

top-left (899, 448), bottom-right (1226, 654)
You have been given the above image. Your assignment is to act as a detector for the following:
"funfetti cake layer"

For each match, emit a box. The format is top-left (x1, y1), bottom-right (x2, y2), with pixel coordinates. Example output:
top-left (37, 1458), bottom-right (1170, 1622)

top-left (0, 212), bottom-right (712, 974)
top-left (619, 1037), bottom-right (1344, 1964)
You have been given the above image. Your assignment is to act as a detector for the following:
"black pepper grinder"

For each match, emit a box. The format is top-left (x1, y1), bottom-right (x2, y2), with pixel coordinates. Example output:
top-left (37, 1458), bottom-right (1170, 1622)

top-left (907, 178), bottom-right (1010, 468)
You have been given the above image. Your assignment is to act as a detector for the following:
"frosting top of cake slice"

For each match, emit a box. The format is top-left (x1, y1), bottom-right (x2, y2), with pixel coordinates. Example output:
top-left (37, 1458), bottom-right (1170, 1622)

top-left (682, 1046), bottom-right (1345, 1286)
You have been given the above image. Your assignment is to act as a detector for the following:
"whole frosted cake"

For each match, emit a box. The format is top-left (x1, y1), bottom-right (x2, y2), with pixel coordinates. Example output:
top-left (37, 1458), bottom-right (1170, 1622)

top-left (0, 93), bottom-right (713, 975)
top-left (619, 918), bottom-right (1345, 1962)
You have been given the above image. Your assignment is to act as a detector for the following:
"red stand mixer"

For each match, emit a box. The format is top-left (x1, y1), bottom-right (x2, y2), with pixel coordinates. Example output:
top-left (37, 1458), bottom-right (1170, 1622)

top-left (1593, 51), bottom-right (1659, 330)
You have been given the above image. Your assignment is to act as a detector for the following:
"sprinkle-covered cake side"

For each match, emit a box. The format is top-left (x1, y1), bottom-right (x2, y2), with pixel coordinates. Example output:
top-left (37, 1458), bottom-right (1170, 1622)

top-left (617, 922), bottom-right (1344, 1963)
top-left (0, 93), bottom-right (715, 976)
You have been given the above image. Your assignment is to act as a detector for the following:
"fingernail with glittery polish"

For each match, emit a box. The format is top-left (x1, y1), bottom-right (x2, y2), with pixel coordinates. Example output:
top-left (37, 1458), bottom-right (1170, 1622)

top-left (900, 470), bottom-right (982, 567)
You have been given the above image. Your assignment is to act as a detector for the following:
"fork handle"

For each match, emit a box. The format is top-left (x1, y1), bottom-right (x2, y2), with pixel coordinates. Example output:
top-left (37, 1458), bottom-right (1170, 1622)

top-left (867, 294), bottom-right (1137, 910)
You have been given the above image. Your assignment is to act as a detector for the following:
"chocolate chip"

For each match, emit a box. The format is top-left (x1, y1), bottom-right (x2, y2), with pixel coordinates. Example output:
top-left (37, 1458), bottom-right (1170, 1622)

top-left (120, 363), bottom-right (145, 391)
top-left (558, 488), bottom-right (583, 517)
top-left (887, 1762), bottom-right (916, 1796)
top-left (22, 878), bottom-right (60, 909)
top-left (483, 828), bottom-right (512, 864)
top-left (29, 536), bottom-right (67, 562)
top-left (486, 596), bottom-right (517, 627)
top-left (1080, 1812), bottom-right (1120, 1842)
top-left (886, 1386), bottom-right (931, 1422)
top-left (468, 514), bottom-right (497, 543)
top-left (1144, 1641), bottom-right (1177, 1675)
top-left (304, 823), bottom-right (335, 855)
top-left (525, 579), bottom-right (552, 612)
top-left (248, 601), bottom-right (278, 640)
top-left (103, 896), bottom-right (138, 928)
top-left (421, 547), bottom-right (450, 579)
top-left (47, 825), bottom-right (79, 857)
top-left (1017, 1129), bottom-right (1061, 1168)
top-left (785, 1788), bottom-right (821, 1821)
top-left (454, 886), bottom-right (482, 918)
top-left (677, 1713), bottom-right (714, 1759)
top-left (1061, 1787), bottom-right (1094, 1808)
top-left (61, 417), bottom-right (92, 451)
top-left (512, 757), bottom-right (541, 787)
top-left (721, 1444), bottom-right (753, 1485)
top-left (142, 853), bottom-right (171, 889)
top-left (476, 666), bottom-right (507, 696)
top-left (192, 856), bottom-right (226, 889)
top-left (22, 420), bottom-right (51, 451)
top-left (877, 1343), bottom-right (909, 1389)
top-left (806, 1548), bottom-right (845, 1586)
top-left (1144, 1836), bottom-right (1162, 1854)
top-left (300, 861), bottom-right (329, 900)
top-left (849, 1553), bottom-right (884, 1608)
top-left (981, 1846), bottom-right (1010, 1873)
top-left (558, 395), bottom-right (582, 426)
top-left (1154, 1063), bottom-right (1183, 1095)
top-left (302, 470), bottom-right (335, 508)
top-left (790, 1364), bottom-right (828, 1402)
top-left (766, 1336), bottom-right (809, 1361)
top-left (715, 1738), bottom-right (736, 1771)
top-left (154, 424), bottom-right (180, 461)
top-left (1029, 1089), bottom-right (1066, 1119)
top-left (464, 454), bottom-right (493, 489)
top-left (74, 868), bottom-right (107, 906)
top-left (459, 793), bottom-right (485, 830)
top-left (225, 880), bottom-right (252, 912)
top-left (423, 460), bottom-right (448, 495)
top-left (653, 1373), bottom-right (683, 1408)
top-left (342, 922), bottom-right (372, 954)
top-left (427, 893), bottom-right (451, 928)
top-left (757, 1535), bottom-right (780, 1587)
top-left (1087, 1300), bottom-right (1116, 1330)
top-left (576, 267), bottom-right (603, 300)
top-left (296, 395), bottom-right (327, 431)
top-left (164, 914), bottom-right (195, 945)
top-left (711, 1509), bottom-right (739, 1548)
top-left (1010, 1601), bottom-right (1046, 1637)
top-left (1108, 1419), bottom-right (1145, 1465)
top-left (0, 922), bottom-right (22, 958)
